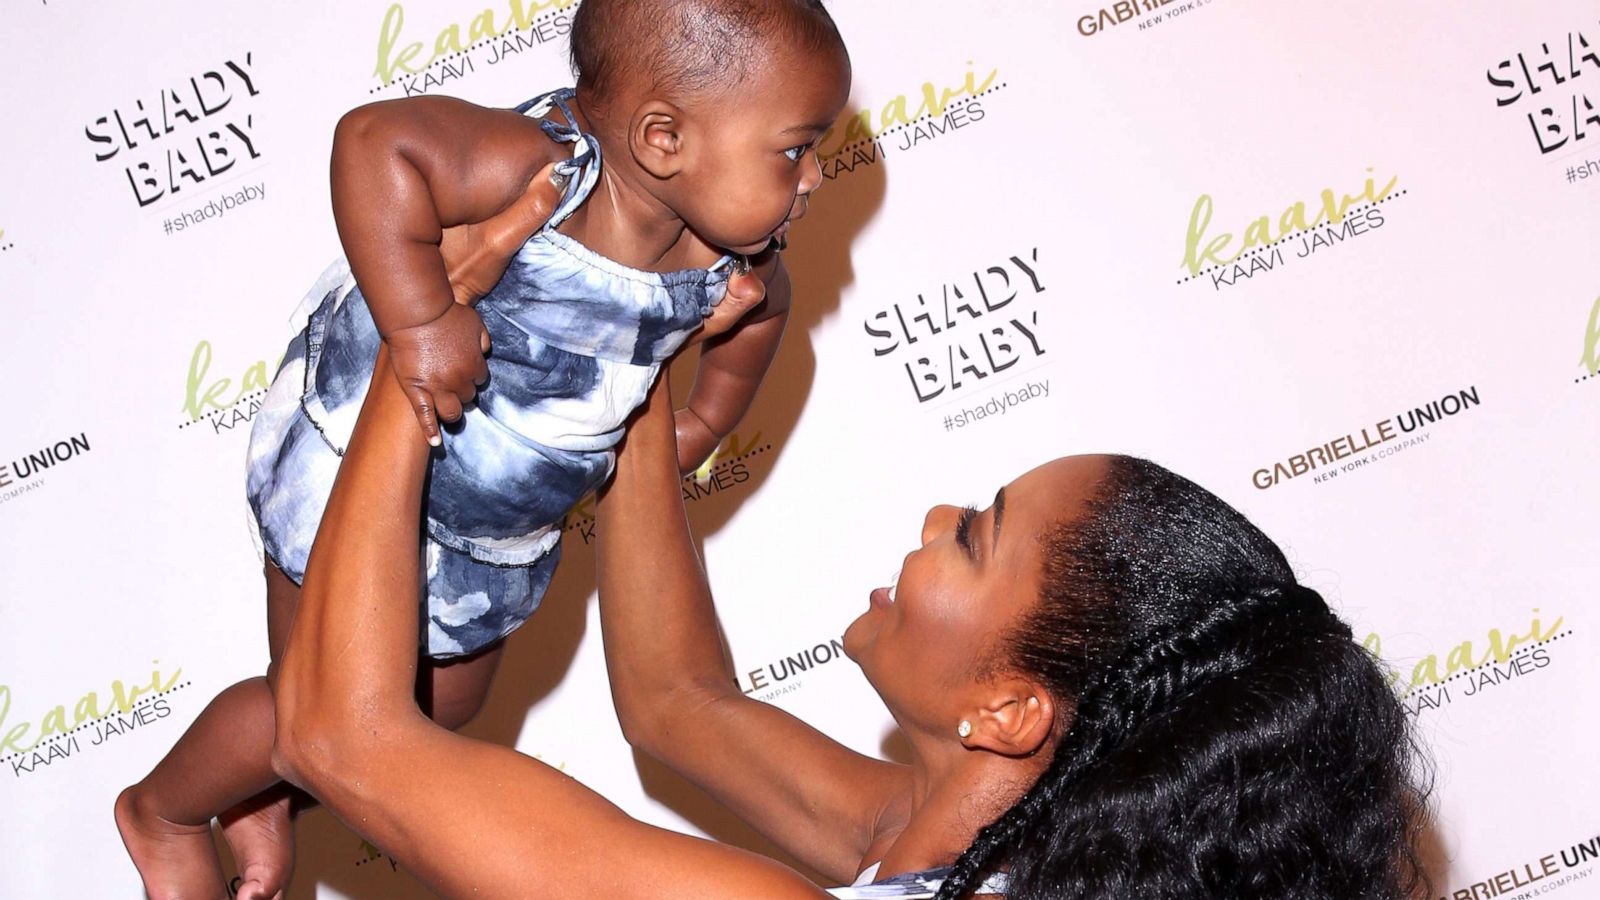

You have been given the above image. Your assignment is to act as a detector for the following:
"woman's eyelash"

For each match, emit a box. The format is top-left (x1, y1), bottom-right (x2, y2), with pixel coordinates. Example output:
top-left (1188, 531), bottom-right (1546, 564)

top-left (955, 505), bottom-right (979, 557)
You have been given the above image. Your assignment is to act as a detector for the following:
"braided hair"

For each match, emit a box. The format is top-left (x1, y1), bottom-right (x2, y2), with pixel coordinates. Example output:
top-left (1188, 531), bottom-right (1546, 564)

top-left (935, 457), bottom-right (1430, 899)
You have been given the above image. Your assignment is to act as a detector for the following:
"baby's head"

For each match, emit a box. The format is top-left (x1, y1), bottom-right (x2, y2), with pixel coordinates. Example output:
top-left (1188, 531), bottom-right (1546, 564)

top-left (569, 0), bottom-right (852, 255)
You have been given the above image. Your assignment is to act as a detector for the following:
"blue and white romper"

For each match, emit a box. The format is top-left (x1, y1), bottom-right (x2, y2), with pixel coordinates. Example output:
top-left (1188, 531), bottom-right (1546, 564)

top-left (828, 863), bottom-right (1010, 898)
top-left (246, 89), bottom-right (732, 658)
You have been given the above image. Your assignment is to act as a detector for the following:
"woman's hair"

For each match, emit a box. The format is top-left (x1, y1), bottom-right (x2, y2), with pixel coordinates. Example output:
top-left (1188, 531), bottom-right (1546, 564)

top-left (936, 456), bottom-right (1430, 899)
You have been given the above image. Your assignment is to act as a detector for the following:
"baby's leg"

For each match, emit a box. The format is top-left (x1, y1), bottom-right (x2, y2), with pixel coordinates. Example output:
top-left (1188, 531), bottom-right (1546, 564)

top-left (219, 584), bottom-right (504, 898)
top-left (419, 633), bottom-right (506, 728)
top-left (115, 564), bottom-right (299, 900)
top-left (118, 563), bottom-right (509, 900)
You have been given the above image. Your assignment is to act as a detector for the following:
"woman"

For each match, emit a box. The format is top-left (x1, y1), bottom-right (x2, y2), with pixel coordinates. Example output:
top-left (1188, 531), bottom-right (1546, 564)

top-left (270, 216), bottom-right (1430, 899)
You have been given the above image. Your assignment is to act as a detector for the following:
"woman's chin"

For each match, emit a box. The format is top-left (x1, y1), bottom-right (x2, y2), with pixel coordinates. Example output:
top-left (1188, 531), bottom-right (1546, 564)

top-left (841, 613), bottom-right (873, 663)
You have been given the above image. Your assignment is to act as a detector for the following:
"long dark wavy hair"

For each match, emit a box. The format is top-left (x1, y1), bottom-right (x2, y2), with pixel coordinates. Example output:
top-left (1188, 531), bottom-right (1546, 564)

top-left (936, 456), bottom-right (1431, 899)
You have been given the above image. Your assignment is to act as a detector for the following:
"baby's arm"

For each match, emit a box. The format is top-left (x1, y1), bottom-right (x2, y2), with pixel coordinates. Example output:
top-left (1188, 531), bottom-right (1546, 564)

top-left (331, 96), bottom-right (561, 443)
top-left (675, 254), bottom-right (793, 474)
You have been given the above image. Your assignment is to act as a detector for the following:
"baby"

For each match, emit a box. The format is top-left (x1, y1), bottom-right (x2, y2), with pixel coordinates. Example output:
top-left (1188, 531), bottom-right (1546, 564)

top-left (115, 2), bottom-right (852, 897)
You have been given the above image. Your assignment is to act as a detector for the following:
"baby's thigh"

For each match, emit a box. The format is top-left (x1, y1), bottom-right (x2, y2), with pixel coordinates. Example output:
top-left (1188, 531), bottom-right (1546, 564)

top-left (263, 555), bottom-right (504, 726)
top-left (420, 642), bottom-right (506, 729)
top-left (263, 562), bottom-right (302, 684)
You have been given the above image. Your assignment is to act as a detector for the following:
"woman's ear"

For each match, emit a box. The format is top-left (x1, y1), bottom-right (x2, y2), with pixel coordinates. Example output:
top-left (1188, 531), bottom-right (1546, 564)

top-left (630, 100), bottom-right (687, 179)
top-left (964, 679), bottom-right (1056, 757)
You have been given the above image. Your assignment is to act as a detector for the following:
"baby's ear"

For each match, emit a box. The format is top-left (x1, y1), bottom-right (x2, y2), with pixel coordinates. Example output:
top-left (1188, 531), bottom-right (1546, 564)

top-left (630, 100), bottom-right (687, 179)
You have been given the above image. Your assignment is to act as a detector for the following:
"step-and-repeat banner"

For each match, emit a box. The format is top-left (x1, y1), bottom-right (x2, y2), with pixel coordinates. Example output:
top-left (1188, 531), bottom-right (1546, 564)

top-left (3, 1), bottom-right (1598, 897)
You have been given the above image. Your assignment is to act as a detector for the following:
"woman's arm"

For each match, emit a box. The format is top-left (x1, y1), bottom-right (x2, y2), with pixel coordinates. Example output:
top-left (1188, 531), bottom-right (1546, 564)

top-left (270, 358), bottom-right (827, 899)
top-left (598, 330), bottom-right (909, 883)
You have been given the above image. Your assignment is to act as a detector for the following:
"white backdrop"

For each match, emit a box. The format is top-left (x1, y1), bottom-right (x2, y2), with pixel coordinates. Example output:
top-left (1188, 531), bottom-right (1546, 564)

top-left (3, 1), bottom-right (1599, 897)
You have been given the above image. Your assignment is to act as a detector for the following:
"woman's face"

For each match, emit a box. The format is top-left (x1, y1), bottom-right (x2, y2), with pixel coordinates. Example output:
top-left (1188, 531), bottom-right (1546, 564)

top-left (843, 455), bottom-right (1109, 737)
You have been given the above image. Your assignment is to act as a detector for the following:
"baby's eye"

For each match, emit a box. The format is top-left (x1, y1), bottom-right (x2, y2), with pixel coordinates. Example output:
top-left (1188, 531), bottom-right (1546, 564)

top-left (783, 143), bottom-right (811, 162)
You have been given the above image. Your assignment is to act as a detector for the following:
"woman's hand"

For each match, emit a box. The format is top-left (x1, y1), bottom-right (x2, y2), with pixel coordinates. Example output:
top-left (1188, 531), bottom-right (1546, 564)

top-left (439, 163), bottom-right (567, 306)
top-left (690, 256), bottom-right (770, 344)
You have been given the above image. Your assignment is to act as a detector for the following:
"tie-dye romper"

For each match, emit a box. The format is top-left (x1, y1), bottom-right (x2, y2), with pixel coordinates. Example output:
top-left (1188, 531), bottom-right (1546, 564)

top-left (246, 88), bottom-right (731, 657)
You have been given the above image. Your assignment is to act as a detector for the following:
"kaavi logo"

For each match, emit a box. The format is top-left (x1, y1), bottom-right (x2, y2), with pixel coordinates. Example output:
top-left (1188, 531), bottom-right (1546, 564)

top-left (864, 248), bottom-right (1046, 406)
top-left (1363, 609), bottom-right (1567, 718)
top-left (1251, 386), bottom-right (1480, 490)
top-left (1577, 294), bottom-right (1600, 384)
top-left (178, 340), bottom-right (278, 437)
top-left (817, 62), bottom-right (1005, 181)
top-left (1076, 0), bottom-right (1218, 37)
top-left (735, 636), bottom-right (848, 702)
top-left (561, 428), bottom-right (774, 546)
top-left (0, 662), bottom-right (189, 779)
top-left (0, 227), bottom-right (13, 254)
top-left (1437, 831), bottom-right (1598, 899)
top-left (1485, 22), bottom-right (1600, 156)
top-left (353, 840), bottom-right (400, 875)
top-left (0, 432), bottom-right (92, 509)
top-left (83, 53), bottom-right (262, 209)
top-left (370, 0), bottom-right (577, 97)
top-left (1179, 169), bottom-right (1404, 290)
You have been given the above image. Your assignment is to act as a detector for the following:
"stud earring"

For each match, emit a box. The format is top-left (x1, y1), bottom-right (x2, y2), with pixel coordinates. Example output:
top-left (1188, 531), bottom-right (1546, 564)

top-left (957, 720), bottom-right (972, 739)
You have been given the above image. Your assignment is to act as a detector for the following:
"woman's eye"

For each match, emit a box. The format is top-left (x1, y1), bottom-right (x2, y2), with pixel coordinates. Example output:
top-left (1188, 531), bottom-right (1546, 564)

top-left (783, 144), bottom-right (809, 162)
top-left (955, 505), bottom-right (979, 558)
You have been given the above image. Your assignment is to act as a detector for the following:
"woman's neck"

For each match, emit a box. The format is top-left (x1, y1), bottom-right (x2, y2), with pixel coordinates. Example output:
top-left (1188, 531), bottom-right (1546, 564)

top-left (866, 733), bottom-right (1042, 879)
top-left (558, 97), bottom-right (714, 272)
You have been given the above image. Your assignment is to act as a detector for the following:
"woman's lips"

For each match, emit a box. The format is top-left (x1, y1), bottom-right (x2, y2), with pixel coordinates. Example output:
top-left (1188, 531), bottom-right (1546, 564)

top-left (870, 574), bottom-right (899, 609)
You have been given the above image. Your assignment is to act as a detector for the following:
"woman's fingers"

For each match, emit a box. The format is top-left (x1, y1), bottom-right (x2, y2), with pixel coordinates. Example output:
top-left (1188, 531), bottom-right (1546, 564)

top-left (485, 163), bottom-right (565, 257)
top-left (691, 261), bottom-right (768, 345)
top-left (441, 162), bottom-right (565, 305)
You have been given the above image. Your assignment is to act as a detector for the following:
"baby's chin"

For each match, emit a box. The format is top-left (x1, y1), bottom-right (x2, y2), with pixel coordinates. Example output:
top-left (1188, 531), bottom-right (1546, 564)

top-left (721, 235), bottom-right (782, 257)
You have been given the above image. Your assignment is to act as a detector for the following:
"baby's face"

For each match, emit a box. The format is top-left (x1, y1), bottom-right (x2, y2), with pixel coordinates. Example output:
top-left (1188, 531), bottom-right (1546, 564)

top-left (670, 44), bottom-right (851, 256)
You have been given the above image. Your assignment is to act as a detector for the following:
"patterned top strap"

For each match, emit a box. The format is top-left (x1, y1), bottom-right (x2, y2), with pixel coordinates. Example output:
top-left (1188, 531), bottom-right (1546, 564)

top-left (515, 87), bottom-right (601, 231)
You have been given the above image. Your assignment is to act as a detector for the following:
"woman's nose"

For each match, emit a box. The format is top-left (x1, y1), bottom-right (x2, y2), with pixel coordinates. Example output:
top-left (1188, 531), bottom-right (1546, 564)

top-left (921, 504), bottom-right (961, 546)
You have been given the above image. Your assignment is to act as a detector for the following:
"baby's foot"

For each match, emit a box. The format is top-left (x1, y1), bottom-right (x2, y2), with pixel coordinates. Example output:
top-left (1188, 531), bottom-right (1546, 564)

top-left (114, 785), bottom-right (230, 900)
top-left (219, 789), bottom-right (295, 900)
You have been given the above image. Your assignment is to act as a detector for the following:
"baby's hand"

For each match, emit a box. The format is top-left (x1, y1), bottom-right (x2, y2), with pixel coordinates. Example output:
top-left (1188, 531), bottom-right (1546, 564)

top-left (399, 162), bottom-right (564, 444)
top-left (385, 305), bottom-right (491, 446)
